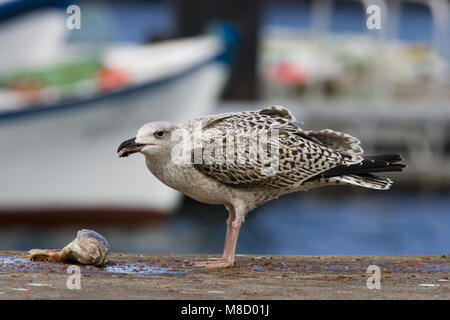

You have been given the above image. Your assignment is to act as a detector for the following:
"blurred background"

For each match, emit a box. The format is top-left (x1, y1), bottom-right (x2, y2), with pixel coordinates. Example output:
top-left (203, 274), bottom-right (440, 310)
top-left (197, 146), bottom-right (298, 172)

top-left (0, 0), bottom-right (449, 256)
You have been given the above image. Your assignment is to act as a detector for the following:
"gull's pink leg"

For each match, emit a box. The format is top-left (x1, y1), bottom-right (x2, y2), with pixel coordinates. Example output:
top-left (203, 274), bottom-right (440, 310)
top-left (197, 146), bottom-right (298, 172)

top-left (191, 206), bottom-right (242, 268)
top-left (218, 217), bottom-right (242, 266)
top-left (221, 205), bottom-right (235, 257)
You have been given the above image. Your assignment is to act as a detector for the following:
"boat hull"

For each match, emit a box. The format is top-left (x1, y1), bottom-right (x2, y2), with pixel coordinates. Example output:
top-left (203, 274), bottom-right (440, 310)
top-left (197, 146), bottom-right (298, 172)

top-left (0, 61), bottom-right (227, 213)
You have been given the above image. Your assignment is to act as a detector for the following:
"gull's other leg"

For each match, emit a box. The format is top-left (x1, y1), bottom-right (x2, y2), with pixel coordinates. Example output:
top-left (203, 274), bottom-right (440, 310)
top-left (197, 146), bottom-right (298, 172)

top-left (191, 205), bottom-right (243, 268)
top-left (221, 205), bottom-right (235, 258)
top-left (219, 213), bottom-right (242, 267)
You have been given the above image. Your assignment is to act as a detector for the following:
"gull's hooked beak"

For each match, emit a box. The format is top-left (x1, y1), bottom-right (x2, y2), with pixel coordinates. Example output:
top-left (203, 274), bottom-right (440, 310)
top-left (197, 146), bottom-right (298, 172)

top-left (117, 137), bottom-right (145, 158)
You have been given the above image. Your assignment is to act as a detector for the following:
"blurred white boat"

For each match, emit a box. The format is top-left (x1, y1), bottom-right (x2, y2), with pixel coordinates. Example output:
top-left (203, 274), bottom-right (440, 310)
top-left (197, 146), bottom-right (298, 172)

top-left (0, 36), bottom-right (229, 214)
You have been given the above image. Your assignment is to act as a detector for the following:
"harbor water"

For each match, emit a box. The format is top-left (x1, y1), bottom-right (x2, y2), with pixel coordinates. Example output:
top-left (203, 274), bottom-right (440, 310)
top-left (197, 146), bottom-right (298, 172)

top-left (0, 191), bottom-right (448, 256)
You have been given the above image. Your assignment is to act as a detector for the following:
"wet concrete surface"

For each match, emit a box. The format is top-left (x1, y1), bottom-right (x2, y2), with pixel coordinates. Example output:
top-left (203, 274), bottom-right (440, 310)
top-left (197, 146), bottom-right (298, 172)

top-left (0, 251), bottom-right (449, 299)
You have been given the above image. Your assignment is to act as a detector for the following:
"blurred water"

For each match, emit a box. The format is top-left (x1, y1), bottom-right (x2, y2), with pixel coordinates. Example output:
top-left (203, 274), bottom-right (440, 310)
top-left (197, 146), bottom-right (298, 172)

top-left (0, 192), bottom-right (448, 255)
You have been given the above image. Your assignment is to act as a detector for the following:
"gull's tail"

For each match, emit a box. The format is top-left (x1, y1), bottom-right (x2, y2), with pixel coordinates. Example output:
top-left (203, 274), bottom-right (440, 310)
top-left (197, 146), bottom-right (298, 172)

top-left (307, 154), bottom-right (406, 190)
top-left (330, 174), bottom-right (393, 190)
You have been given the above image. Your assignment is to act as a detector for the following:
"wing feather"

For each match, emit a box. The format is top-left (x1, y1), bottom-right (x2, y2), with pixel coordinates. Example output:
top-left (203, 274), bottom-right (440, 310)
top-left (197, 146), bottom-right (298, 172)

top-left (187, 106), bottom-right (364, 190)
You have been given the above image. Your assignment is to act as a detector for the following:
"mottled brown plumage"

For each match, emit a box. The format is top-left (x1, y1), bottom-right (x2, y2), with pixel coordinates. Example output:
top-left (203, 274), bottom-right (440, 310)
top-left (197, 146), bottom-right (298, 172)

top-left (188, 106), bottom-right (403, 193)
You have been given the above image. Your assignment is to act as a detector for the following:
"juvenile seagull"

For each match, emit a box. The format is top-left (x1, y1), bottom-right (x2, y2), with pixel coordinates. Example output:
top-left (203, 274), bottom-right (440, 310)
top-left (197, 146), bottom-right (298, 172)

top-left (118, 106), bottom-right (406, 268)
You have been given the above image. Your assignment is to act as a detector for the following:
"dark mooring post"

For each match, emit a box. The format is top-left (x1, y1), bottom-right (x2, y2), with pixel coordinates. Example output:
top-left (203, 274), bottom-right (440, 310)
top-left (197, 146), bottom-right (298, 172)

top-left (174, 0), bottom-right (262, 100)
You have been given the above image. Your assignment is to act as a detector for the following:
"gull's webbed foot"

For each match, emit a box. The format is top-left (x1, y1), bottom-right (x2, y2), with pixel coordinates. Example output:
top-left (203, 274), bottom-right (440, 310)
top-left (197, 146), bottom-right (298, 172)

top-left (186, 258), bottom-right (234, 268)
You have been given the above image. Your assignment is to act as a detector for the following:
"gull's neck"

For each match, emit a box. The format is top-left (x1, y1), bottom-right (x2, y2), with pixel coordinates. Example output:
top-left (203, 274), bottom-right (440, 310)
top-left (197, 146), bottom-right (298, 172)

top-left (144, 151), bottom-right (189, 192)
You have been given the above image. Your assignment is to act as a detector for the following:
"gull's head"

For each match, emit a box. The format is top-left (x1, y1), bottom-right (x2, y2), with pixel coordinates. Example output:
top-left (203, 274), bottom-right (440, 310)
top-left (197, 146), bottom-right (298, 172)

top-left (117, 121), bottom-right (178, 158)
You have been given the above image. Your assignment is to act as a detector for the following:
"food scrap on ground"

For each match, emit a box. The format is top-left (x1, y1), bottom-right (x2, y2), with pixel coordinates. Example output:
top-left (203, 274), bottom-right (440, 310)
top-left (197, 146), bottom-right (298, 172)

top-left (27, 229), bottom-right (110, 267)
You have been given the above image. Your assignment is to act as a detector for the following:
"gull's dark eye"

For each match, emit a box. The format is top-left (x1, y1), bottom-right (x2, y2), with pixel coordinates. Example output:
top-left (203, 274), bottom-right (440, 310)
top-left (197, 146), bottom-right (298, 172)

top-left (154, 130), bottom-right (165, 138)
